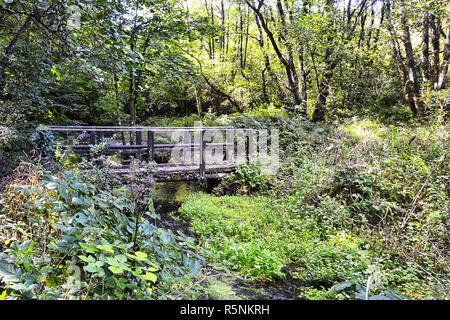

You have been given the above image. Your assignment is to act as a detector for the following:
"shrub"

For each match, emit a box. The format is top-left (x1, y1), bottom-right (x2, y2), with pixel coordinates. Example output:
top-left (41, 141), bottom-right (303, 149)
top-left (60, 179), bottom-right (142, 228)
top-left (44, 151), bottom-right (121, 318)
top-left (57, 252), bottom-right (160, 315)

top-left (0, 164), bottom-right (203, 299)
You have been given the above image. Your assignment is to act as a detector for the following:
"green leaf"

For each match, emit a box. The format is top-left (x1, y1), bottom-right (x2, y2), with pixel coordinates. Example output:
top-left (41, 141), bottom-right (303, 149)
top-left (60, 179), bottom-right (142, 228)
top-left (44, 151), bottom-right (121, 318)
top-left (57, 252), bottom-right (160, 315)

top-left (191, 260), bottom-right (201, 274)
top-left (78, 255), bottom-right (90, 263)
top-left (45, 182), bottom-right (58, 190)
top-left (96, 244), bottom-right (114, 253)
top-left (134, 251), bottom-right (147, 261)
top-left (328, 281), bottom-right (354, 295)
top-left (72, 197), bottom-right (86, 206)
top-left (0, 260), bottom-right (22, 284)
top-left (84, 263), bottom-right (97, 273)
top-left (79, 243), bottom-right (98, 253)
top-left (108, 266), bottom-right (123, 274)
top-left (160, 230), bottom-right (171, 244)
top-left (19, 240), bottom-right (34, 254)
top-left (141, 272), bottom-right (157, 283)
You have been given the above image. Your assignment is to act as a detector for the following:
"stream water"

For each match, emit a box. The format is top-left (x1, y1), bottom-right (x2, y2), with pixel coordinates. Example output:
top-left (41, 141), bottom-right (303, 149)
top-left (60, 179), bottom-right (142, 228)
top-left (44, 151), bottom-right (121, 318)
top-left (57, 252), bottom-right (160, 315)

top-left (151, 181), bottom-right (305, 300)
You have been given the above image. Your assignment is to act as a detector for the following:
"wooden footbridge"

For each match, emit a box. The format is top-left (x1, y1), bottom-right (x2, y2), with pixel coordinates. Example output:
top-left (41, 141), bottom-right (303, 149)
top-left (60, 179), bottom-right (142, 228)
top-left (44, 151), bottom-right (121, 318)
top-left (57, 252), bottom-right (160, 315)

top-left (48, 126), bottom-right (256, 182)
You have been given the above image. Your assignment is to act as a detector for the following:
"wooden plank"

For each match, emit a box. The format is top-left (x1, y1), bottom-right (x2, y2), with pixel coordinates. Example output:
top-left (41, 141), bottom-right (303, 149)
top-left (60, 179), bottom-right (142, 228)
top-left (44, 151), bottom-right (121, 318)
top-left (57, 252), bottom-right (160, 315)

top-left (48, 126), bottom-right (234, 132)
top-left (226, 130), bottom-right (234, 162)
top-left (246, 129), bottom-right (256, 162)
top-left (68, 143), bottom-right (233, 150)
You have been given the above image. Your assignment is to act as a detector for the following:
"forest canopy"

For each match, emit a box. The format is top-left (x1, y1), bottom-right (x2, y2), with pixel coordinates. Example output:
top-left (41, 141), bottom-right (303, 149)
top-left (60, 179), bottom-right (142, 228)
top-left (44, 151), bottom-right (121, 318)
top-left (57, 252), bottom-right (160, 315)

top-left (0, 0), bottom-right (448, 126)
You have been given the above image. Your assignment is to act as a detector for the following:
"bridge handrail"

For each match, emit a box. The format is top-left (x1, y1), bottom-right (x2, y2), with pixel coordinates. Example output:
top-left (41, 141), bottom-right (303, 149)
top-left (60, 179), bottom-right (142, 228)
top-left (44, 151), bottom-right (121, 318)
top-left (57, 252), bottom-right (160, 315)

top-left (47, 126), bottom-right (255, 178)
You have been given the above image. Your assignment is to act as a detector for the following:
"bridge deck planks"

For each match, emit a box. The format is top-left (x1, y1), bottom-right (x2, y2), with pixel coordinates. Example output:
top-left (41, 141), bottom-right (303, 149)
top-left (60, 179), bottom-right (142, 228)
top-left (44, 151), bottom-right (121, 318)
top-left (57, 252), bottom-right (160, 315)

top-left (111, 163), bottom-right (236, 181)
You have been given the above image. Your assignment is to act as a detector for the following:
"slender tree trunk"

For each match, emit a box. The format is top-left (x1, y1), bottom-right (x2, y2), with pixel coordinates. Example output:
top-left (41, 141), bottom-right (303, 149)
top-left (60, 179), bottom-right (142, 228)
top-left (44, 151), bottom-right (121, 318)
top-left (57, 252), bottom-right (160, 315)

top-left (114, 74), bottom-right (126, 145)
top-left (128, 74), bottom-right (136, 144)
top-left (299, 49), bottom-right (308, 103)
top-left (220, 0), bottom-right (227, 62)
top-left (194, 86), bottom-right (202, 116)
top-left (239, 3), bottom-right (244, 69)
top-left (314, 48), bottom-right (339, 121)
top-left (437, 22), bottom-right (450, 90)
top-left (421, 13), bottom-right (431, 85)
top-left (243, 7), bottom-right (250, 70)
top-left (210, 2), bottom-right (215, 59)
top-left (276, 0), bottom-right (302, 107)
top-left (384, 0), bottom-right (416, 115)
top-left (430, 16), bottom-right (441, 89)
top-left (246, 0), bottom-right (302, 106)
top-left (366, 5), bottom-right (375, 49)
top-left (402, 17), bottom-right (425, 119)
top-left (358, 11), bottom-right (367, 48)
top-left (370, 2), bottom-right (385, 52)
top-left (261, 67), bottom-right (268, 102)
top-left (390, 31), bottom-right (417, 116)
top-left (254, 10), bottom-right (287, 104)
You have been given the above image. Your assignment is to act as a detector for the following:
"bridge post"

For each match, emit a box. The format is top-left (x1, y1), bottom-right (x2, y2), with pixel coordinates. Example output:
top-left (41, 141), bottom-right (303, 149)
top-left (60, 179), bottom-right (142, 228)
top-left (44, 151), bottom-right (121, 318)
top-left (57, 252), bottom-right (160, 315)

top-left (246, 129), bottom-right (256, 162)
top-left (96, 131), bottom-right (103, 143)
top-left (199, 129), bottom-right (206, 178)
top-left (147, 130), bottom-right (154, 162)
top-left (136, 131), bottom-right (142, 161)
top-left (225, 130), bottom-right (234, 163)
top-left (89, 131), bottom-right (96, 145)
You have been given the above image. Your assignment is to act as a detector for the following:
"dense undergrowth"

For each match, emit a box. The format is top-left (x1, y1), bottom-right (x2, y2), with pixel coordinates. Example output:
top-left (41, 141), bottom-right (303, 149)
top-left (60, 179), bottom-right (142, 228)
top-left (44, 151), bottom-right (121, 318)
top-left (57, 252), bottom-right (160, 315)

top-left (179, 106), bottom-right (449, 300)
top-left (0, 158), bottom-right (204, 300)
top-left (0, 104), bottom-right (448, 300)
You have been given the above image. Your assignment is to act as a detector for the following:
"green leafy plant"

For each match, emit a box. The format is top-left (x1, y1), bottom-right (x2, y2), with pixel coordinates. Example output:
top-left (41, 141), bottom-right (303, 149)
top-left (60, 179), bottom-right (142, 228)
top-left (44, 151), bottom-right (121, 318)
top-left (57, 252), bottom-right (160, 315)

top-left (31, 126), bottom-right (55, 159)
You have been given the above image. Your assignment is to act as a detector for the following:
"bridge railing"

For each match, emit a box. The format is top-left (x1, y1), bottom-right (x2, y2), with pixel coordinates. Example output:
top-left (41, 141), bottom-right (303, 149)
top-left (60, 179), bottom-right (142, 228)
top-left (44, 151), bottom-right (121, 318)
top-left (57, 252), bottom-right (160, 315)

top-left (47, 126), bottom-right (256, 178)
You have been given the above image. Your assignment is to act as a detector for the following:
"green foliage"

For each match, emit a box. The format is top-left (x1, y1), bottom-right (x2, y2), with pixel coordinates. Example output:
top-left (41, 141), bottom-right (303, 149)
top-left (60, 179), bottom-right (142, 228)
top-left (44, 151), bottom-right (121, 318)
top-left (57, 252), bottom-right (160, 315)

top-left (179, 114), bottom-right (449, 299)
top-left (0, 126), bottom-right (17, 152)
top-left (31, 126), bottom-right (55, 158)
top-left (142, 114), bottom-right (202, 127)
top-left (214, 163), bottom-right (275, 195)
top-left (0, 164), bottom-right (203, 299)
top-left (179, 193), bottom-right (286, 280)
top-left (328, 278), bottom-right (410, 300)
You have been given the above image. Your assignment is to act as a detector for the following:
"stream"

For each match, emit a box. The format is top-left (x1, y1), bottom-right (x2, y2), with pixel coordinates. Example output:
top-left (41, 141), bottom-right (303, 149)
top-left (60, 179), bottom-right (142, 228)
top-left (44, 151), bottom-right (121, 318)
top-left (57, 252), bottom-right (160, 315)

top-left (151, 181), bottom-right (305, 300)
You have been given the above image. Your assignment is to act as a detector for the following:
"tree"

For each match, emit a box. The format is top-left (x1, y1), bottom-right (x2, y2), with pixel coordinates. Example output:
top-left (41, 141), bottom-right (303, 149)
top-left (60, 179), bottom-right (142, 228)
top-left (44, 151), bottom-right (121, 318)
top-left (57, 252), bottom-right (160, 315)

top-left (384, 0), bottom-right (449, 119)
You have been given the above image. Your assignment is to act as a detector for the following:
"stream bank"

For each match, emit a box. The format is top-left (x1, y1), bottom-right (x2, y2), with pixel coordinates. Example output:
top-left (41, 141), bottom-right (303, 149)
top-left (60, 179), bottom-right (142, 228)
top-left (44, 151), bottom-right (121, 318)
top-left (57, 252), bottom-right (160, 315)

top-left (150, 181), bottom-right (305, 300)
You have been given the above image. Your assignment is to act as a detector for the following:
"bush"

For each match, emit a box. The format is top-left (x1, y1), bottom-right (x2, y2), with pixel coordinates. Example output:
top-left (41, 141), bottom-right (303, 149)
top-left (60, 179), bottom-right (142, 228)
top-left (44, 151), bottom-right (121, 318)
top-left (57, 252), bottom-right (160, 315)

top-left (0, 164), bottom-right (203, 299)
top-left (214, 163), bottom-right (275, 196)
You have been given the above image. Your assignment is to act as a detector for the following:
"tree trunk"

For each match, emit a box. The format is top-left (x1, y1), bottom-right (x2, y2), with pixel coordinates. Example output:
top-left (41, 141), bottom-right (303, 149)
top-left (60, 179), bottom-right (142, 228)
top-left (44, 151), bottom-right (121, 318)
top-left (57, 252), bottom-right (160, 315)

top-left (313, 48), bottom-right (340, 121)
top-left (437, 22), bottom-right (450, 90)
top-left (299, 49), bottom-right (308, 103)
top-left (246, 0), bottom-right (302, 106)
top-left (254, 10), bottom-right (287, 104)
top-left (384, 0), bottom-right (416, 116)
top-left (421, 13), bottom-right (430, 85)
top-left (114, 74), bottom-right (126, 145)
top-left (276, 0), bottom-right (302, 107)
top-left (430, 16), bottom-right (441, 89)
top-left (194, 86), bottom-right (202, 116)
top-left (402, 17), bottom-right (425, 119)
